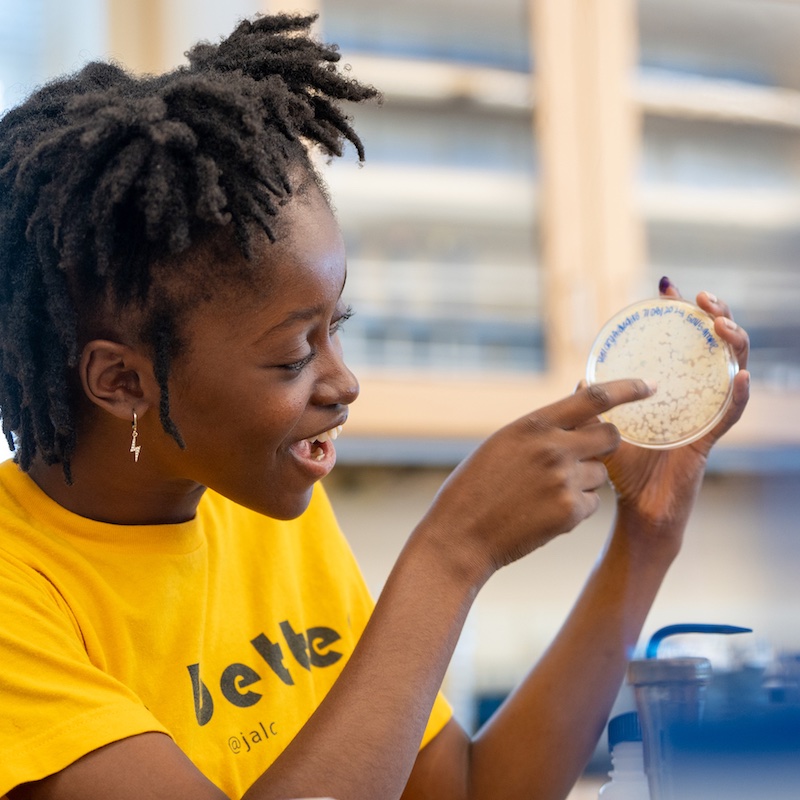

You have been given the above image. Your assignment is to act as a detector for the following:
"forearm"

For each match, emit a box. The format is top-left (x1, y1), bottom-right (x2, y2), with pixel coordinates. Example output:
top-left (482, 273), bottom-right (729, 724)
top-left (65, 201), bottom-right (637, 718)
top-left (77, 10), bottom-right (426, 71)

top-left (242, 378), bottom-right (675, 800)
top-left (467, 506), bottom-right (680, 800)
top-left (244, 525), bottom-right (485, 800)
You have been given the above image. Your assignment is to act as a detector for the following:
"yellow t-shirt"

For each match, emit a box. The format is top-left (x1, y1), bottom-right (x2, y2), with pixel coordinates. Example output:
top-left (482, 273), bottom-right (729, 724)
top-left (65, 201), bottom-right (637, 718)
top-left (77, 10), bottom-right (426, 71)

top-left (0, 460), bottom-right (451, 798)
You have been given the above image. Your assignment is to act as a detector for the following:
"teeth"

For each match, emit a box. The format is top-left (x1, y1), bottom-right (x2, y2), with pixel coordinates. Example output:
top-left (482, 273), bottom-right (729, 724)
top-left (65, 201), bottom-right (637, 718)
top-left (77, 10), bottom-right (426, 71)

top-left (312, 446), bottom-right (325, 461)
top-left (306, 425), bottom-right (343, 446)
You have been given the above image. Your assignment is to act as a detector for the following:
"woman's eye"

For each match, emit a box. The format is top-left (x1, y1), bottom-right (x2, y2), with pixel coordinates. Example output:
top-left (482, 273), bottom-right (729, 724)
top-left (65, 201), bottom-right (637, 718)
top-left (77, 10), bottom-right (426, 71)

top-left (278, 306), bottom-right (354, 370)
top-left (282, 352), bottom-right (315, 372)
top-left (330, 305), bottom-right (354, 335)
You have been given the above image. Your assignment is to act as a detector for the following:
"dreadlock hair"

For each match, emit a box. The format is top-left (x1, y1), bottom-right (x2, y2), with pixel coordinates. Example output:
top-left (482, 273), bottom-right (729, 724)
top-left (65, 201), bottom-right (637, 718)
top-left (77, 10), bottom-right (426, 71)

top-left (0, 13), bottom-right (378, 483)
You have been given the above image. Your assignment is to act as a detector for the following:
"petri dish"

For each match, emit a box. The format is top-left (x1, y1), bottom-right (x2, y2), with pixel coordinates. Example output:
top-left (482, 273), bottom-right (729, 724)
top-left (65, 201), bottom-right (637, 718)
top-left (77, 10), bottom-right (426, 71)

top-left (586, 297), bottom-right (738, 449)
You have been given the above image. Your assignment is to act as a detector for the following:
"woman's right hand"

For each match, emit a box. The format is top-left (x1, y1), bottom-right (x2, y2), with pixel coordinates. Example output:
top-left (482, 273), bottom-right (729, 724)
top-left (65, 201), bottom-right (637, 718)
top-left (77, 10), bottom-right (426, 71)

top-left (416, 379), bottom-right (655, 585)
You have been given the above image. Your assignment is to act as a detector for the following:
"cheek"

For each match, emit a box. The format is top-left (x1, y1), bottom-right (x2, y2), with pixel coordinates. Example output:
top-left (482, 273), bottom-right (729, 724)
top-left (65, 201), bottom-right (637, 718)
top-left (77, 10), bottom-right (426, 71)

top-left (217, 388), bottom-right (308, 451)
top-left (259, 394), bottom-right (309, 443)
top-left (168, 359), bottom-right (312, 451)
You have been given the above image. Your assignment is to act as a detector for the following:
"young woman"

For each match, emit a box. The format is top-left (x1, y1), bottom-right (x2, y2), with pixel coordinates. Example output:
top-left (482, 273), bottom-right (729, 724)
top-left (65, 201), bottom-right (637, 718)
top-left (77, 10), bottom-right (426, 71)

top-left (0, 13), bottom-right (750, 800)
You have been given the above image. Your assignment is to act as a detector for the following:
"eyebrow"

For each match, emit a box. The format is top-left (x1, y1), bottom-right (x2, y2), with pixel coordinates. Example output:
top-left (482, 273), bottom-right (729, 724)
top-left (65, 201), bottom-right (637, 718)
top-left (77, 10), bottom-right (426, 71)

top-left (266, 306), bottom-right (326, 334)
top-left (257, 268), bottom-right (348, 341)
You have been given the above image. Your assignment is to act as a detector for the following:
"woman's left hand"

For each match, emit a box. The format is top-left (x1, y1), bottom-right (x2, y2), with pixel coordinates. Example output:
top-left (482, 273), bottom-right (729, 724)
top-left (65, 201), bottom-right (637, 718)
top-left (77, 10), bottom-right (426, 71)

top-left (602, 281), bottom-right (751, 547)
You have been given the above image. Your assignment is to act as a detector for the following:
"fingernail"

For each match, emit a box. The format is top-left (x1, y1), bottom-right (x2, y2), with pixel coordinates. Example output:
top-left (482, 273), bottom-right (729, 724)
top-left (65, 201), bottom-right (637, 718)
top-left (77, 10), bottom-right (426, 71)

top-left (658, 276), bottom-right (671, 293)
top-left (644, 379), bottom-right (658, 394)
top-left (721, 317), bottom-right (738, 331)
top-left (704, 290), bottom-right (718, 303)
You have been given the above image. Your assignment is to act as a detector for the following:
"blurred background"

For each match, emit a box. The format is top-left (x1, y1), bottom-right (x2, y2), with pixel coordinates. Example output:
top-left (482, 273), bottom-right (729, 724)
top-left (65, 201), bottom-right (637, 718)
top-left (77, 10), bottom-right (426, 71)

top-left (2, 0), bottom-right (800, 792)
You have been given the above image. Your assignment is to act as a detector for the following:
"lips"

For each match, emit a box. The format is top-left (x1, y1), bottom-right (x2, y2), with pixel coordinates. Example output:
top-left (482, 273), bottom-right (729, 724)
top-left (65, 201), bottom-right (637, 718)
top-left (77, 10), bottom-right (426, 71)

top-left (303, 424), bottom-right (343, 461)
top-left (288, 423), bottom-right (344, 475)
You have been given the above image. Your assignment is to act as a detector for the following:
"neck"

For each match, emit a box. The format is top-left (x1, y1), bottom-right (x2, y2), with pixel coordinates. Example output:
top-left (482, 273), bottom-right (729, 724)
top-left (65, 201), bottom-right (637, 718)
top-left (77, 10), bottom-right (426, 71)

top-left (27, 454), bottom-right (205, 526)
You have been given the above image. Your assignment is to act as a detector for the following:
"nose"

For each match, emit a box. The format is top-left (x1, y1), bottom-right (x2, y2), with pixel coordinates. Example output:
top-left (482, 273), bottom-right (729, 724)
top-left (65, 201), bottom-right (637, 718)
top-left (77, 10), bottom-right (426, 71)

top-left (314, 346), bottom-right (360, 408)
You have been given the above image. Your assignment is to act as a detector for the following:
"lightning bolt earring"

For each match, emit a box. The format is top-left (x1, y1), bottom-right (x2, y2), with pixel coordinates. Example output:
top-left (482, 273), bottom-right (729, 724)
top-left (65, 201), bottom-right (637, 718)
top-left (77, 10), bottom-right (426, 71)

top-left (130, 410), bottom-right (141, 463)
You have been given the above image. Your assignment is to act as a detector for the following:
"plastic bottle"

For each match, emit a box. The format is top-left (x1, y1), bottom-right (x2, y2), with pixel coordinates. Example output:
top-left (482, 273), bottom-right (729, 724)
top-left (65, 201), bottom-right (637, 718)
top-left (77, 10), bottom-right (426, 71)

top-left (627, 622), bottom-right (751, 799)
top-left (598, 711), bottom-right (650, 799)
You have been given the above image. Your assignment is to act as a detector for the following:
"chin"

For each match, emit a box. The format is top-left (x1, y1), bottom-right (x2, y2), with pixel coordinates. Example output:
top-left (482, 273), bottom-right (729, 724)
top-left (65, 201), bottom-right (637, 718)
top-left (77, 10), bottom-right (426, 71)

top-left (259, 487), bottom-right (315, 521)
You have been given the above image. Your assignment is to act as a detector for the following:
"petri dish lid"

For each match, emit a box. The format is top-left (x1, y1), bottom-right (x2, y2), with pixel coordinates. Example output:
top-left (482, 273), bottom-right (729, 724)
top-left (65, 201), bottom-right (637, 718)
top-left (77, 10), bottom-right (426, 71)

top-left (586, 297), bottom-right (738, 449)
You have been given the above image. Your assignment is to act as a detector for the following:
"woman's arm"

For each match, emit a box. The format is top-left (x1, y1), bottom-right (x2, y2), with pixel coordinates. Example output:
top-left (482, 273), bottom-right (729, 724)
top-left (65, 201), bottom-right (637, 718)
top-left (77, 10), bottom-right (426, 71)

top-left (11, 378), bottom-right (650, 800)
top-left (13, 292), bottom-right (748, 800)
top-left (244, 378), bottom-right (656, 800)
top-left (403, 287), bottom-right (751, 800)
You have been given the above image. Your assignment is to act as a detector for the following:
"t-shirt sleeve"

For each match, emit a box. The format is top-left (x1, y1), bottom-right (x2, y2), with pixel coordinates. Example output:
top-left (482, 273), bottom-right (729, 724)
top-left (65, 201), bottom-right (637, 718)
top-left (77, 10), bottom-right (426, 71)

top-left (420, 690), bottom-right (453, 749)
top-left (0, 553), bottom-right (168, 796)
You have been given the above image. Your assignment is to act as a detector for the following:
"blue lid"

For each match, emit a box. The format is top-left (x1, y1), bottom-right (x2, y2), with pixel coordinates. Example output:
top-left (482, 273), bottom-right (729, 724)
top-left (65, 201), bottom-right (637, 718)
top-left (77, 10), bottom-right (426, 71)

top-left (608, 711), bottom-right (642, 750)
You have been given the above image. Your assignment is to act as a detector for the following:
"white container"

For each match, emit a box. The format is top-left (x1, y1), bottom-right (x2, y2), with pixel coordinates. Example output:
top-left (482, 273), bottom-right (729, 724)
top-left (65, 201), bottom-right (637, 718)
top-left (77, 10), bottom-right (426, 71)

top-left (598, 712), bottom-right (651, 799)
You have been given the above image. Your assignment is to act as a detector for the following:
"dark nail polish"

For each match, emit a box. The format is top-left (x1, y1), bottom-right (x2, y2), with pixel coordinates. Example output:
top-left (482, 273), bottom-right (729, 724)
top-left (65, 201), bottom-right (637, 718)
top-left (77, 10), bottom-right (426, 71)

top-left (659, 276), bottom-right (671, 294)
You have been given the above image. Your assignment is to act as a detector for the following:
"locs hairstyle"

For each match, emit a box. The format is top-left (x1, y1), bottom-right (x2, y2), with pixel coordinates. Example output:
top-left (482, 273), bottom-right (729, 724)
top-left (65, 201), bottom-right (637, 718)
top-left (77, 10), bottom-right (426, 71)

top-left (0, 14), bottom-right (378, 482)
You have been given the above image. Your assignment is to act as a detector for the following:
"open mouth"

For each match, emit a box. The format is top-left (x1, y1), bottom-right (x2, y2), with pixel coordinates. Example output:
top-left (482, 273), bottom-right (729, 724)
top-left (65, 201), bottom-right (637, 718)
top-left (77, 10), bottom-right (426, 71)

top-left (303, 424), bottom-right (343, 461)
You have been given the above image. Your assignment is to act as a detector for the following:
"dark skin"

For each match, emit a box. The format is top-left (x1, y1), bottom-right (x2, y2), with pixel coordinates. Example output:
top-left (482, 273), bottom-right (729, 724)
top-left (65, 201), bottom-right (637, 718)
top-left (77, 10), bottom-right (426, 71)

top-left (14, 186), bottom-right (750, 800)
top-left (30, 189), bottom-right (358, 526)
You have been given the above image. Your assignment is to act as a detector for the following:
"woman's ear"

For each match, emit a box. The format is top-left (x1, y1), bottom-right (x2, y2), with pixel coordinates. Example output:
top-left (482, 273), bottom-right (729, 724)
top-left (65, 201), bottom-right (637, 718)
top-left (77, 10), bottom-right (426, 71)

top-left (79, 340), bottom-right (158, 421)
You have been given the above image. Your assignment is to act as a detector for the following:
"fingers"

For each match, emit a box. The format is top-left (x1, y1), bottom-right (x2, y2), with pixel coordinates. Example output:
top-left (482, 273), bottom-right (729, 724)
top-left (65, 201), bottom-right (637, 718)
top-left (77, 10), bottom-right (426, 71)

top-left (696, 288), bottom-right (731, 319)
top-left (657, 278), bottom-right (751, 446)
top-left (705, 300), bottom-right (751, 435)
top-left (580, 457), bottom-right (609, 492)
top-left (567, 459), bottom-right (608, 523)
top-left (667, 281), bottom-right (750, 372)
top-left (707, 368), bottom-right (751, 443)
top-left (716, 316), bottom-right (750, 373)
top-left (571, 379), bottom-right (601, 431)
top-left (698, 291), bottom-right (750, 373)
top-left (536, 379), bottom-right (655, 431)
top-left (659, 275), bottom-right (682, 299)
